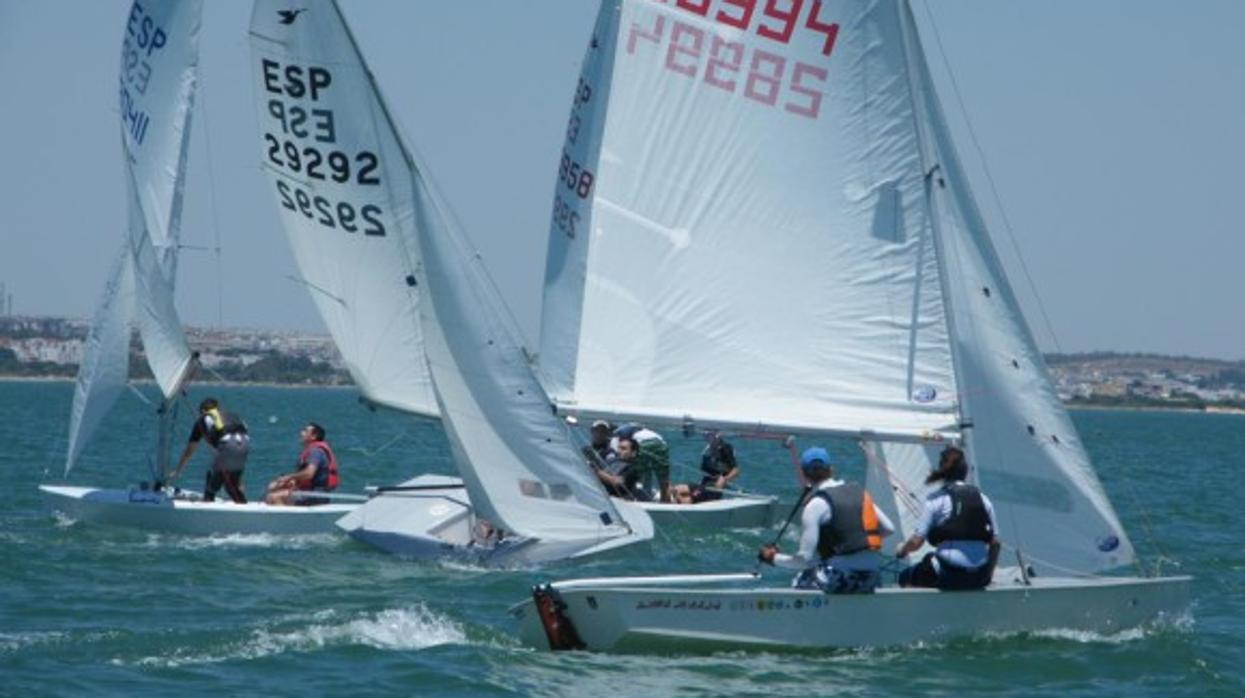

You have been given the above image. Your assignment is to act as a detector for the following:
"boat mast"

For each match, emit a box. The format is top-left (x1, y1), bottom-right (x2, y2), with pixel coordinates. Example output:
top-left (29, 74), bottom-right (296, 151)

top-left (154, 352), bottom-right (200, 482)
top-left (895, 0), bottom-right (972, 446)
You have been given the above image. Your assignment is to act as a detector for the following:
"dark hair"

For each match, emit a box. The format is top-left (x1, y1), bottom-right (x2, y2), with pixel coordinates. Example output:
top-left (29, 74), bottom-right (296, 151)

top-left (616, 436), bottom-right (638, 454)
top-left (199, 398), bottom-right (219, 412)
top-left (926, 445), bottom-right (969, 484)
top-left (306, 422), bottom-right (326, 441)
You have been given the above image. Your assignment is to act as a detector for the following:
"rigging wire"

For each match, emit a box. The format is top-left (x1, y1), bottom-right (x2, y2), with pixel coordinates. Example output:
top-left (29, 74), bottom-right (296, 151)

top-left (918, 2), bottom-right (1063, 354)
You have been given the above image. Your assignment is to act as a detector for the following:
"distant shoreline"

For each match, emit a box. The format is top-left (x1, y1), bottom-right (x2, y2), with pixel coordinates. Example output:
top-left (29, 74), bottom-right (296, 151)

top-left (5, 375), bottom-right (1242, 416)
top-left (0, 375), bottom-right (355, 391)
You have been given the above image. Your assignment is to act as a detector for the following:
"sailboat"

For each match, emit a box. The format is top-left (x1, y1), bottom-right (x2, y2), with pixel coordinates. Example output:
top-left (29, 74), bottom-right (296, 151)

top-left (510, 0), bottom-right (1189, 649)
top-left (248, 0), bottom-right (652, 564)
top-left (39, 0), bottom-right (356, 535)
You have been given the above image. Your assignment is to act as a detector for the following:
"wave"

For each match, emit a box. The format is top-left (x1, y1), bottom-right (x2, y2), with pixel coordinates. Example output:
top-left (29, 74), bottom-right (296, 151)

top-left (119, 605), bottom-right (465, 667)
top-left (1, 630), bottom-right (120, 654)
top-left (142, 532), bottom-right (342, 551)
top-left (0, 631), bottom-right (66, 653)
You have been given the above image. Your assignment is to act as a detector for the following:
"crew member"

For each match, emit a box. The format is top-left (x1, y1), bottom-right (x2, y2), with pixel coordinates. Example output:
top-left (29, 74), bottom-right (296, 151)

top-left (894, 445), bottom-right (1001, 591)
top-left (171, 397), bottom-right (250, 503)
top-left (759, 447), bottom-right (894, 594)
top-left (671, 432), bottom-right (740, 504)
top-left (265, 422), bottom-right (339, 506)
top-left (612, 424), bottom-right (672, 503)
top-left (594, 435), bottom-right (645, 500)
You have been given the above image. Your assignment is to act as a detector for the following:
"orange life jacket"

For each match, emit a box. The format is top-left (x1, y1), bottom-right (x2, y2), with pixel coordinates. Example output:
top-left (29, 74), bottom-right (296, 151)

top-left (297, 440), bottom-right (339, 491)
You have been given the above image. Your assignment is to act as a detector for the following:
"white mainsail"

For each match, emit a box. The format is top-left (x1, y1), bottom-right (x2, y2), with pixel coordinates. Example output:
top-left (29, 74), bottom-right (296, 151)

top-left (898, 0), bottom-right (1134, 574)
top-left (539, 0), bottom-right (960, 441)
top-left (250, 0), bottom-right (642, 552)
top-left (65, 0), bottom-right (202, 475)
top-left (248, 0), bottom-right (436, 417)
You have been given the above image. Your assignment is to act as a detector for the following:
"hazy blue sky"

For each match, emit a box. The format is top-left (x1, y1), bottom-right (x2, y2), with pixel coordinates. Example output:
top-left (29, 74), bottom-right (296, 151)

top-left (1, 1), bottom-right (1241, 360)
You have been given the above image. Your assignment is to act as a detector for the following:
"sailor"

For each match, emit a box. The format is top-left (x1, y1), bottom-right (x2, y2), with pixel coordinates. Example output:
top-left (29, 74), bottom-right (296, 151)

top-left (894, 445), bottom-right (1001, 591)
top-left (758, 447), bottom-right (894, 594)
top-left (264, 422), bottom-right (339, 506)
top-left (170, 397), bottom-right (250, 503)
top-left (594, 435), bottom-right (646, 500)
top-left (582, 420), bottom-right (616, 467)
top-left (671, 432), bottom-right (740, 504)
top-left (612, 424), bottom-right (672, 503)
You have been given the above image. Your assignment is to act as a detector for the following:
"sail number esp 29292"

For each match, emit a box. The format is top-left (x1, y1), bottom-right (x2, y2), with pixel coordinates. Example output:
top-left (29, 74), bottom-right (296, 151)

top-left (258, 60), bottom-right (387, 237)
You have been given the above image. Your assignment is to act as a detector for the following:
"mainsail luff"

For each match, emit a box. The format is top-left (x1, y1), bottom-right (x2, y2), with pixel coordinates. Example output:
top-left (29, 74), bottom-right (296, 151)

top-left (892, 0), bottom-right (1135, 574)
top-left (538, 0), bottom-right (962, 441)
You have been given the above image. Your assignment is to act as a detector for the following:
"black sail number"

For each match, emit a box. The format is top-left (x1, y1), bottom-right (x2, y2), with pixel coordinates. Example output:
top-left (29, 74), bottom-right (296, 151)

top-left (265, 133), bottom-right (382, 186)
top-left (276, 181), bottom-right (385, 236)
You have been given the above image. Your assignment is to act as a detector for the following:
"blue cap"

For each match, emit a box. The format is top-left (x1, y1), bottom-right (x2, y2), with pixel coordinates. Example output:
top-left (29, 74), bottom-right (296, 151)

top-left (800, 447), bottom-right (830, 471)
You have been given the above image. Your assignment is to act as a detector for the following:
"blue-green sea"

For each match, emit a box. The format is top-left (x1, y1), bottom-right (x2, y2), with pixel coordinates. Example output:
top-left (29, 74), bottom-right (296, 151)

top-left (2, 380), bottom-right (1242, 696)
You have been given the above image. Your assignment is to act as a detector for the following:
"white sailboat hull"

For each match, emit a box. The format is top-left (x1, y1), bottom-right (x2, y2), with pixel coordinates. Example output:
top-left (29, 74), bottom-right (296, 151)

top-left (336, 475), bottom-right (653, 565)
top-left (40, 485), bottom-right (356, 536)
top-left (511, 572), bottom-right (1191, 652)
top-left (633, 493), bottom-right (779, 529)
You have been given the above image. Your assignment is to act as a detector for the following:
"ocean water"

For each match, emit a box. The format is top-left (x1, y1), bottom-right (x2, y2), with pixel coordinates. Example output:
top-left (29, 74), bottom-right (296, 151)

top-left (2, 381), bottom-right (1241, 696)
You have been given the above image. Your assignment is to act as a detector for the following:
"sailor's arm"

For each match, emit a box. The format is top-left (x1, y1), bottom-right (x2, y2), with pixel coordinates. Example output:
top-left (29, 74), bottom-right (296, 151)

top-left (279, 462), bottom-right (316, 488)
top-left (894, 533), bottom-right (925, 559)
top-left (894, 507), bottom-right (935, 558)
top-left (767, 499), bottom-right (824, 570)
top-left (170, 441), bottom-right (198, 479)
top-left (595, 467), bottom-right (624, 489)
top-left (873, 504), bottom-right (896, 537)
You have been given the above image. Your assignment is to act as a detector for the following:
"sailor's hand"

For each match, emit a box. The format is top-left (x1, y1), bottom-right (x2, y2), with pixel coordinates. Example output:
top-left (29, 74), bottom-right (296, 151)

top-left (714, 476), bottom-right (726, 489)
top-left (758, 544), bottom-right (778, 565)
top-left (893, 543), bottom-right (908, 559)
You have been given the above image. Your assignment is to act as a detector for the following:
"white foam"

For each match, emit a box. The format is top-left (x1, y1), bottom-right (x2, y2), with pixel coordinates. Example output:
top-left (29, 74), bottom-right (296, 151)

top-left (143, 532), bottom-right (341, 551)
top-left (120, 605), bottom-right (465, 667)
top-left (0, 631), bottom-right (66, 652)
top-left (1026, 626), bottom-right (1150, 644)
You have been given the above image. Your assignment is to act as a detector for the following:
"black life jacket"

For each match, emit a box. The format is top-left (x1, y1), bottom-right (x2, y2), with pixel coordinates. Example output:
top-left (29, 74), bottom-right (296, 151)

top-left (203, 408), bottom-right (248, 448)
top-left (927, 483), bottom-right (994, 545)
top-left (814, 482), bottom-right (883, 559)
top-left (700, 442), bottom-right (736, 478)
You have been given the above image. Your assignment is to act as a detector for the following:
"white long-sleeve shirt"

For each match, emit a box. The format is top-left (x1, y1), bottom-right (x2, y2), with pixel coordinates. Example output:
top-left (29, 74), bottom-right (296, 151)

top-left (774, 479), bottom-right (895, 572)
top-left (915, 482), bottom-right (999, 569)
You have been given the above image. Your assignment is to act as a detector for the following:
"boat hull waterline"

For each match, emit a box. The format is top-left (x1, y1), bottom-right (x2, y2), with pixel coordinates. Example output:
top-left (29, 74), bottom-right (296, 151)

top-left (511, 573), bottom-right (1192, 652)
top-left (40, 485), bottom-right (356, 536)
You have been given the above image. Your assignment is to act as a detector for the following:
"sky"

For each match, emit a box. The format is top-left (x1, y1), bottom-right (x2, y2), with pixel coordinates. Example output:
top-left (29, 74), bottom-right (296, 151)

top-left (0, 0), bottom-right (1242, 360)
